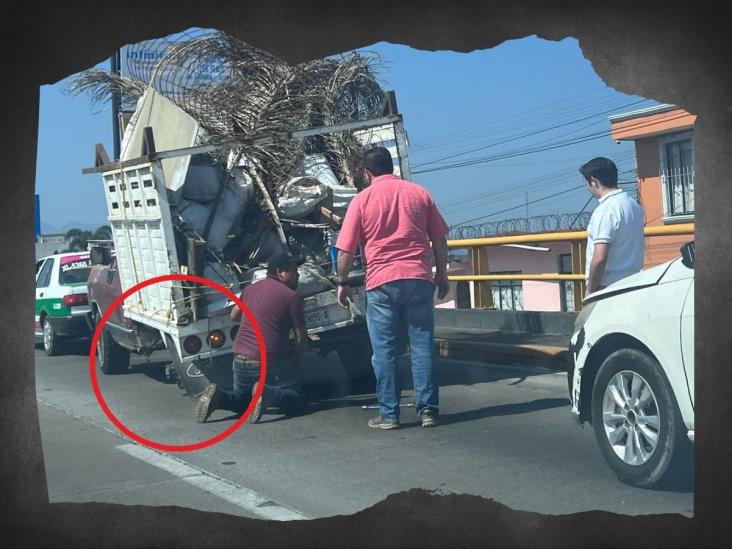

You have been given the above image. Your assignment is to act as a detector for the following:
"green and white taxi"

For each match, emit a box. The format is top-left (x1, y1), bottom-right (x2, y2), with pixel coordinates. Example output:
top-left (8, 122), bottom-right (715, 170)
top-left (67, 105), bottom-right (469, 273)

top-left (34, 252), bottom-right (93, 355)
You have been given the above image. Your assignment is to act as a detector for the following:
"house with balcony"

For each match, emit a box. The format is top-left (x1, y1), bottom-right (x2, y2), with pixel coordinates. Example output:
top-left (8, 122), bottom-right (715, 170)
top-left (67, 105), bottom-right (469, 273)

top-left (610, 104), bottom-right (696, 267)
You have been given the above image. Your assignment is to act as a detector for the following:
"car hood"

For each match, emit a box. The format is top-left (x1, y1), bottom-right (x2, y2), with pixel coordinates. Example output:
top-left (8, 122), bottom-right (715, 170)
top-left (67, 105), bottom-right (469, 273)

top-left (584, 258), bottom-right (677, 304)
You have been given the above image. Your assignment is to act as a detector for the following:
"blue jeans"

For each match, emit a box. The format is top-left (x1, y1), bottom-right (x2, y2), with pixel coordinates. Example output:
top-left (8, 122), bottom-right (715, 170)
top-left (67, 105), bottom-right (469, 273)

top-left (220, 355), bottom-right (307, 417)
top-left (366, 279), bottom-right (439, 422)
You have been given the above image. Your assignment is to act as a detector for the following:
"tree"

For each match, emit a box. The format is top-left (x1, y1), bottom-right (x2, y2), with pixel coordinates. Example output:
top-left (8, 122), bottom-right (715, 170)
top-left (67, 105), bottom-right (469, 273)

top-left (63, 225), bottom-right (112, 252)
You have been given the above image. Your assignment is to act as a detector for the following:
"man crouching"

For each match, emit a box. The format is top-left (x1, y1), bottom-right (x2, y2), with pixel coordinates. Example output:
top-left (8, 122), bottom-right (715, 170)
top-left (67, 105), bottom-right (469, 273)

top-left (195, 252), bottom-right (309, 424)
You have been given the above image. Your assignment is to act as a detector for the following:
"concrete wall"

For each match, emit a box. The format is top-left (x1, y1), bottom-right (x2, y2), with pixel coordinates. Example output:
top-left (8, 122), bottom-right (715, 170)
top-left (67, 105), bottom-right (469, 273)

top-left (435, 308), bottom-right (577, 336)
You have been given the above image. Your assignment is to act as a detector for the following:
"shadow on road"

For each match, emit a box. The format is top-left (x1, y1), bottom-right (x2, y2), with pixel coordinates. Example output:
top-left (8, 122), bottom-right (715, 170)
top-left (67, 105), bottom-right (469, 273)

top-left (435, 398), bottom-right (570, 427)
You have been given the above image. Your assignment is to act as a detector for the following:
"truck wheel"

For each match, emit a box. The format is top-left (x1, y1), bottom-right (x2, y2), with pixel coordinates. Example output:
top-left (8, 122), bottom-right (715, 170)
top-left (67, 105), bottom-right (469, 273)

top-left (337, 338), bottom-right (374, 380)
top-left (591, 348), bottom-right (689, 488)
top-left (96, 323), bottom-right (130, 375)
top-left (43, 318), bottom-right (63, 356)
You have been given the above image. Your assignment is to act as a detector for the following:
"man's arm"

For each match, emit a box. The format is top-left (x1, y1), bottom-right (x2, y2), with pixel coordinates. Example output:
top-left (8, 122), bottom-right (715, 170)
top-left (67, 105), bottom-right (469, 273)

top-left (290, 296), bottom-right (308, 356)
top-left (230, 302), bottom-right (242, 322)
top-left (334, 195), bottom-right (362, 308)
top-left (336, 250), bottom-right (355, 307)
top-left (293, 324), bottom-right (308, 357)
top-left (432, 237), bottom-right (450, 300)
top-left (586, 242), bottom-right (610, 294)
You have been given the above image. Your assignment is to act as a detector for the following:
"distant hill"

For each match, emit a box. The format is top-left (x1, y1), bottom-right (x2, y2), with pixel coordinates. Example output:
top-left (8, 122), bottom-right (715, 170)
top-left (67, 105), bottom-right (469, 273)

top-left (40, 221), bottom-right (109, 235)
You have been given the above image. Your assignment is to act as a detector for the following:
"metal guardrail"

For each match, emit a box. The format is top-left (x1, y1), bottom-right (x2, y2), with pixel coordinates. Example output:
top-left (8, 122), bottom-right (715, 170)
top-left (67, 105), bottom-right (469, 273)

top-left (446, 223), bottom-right (694, 311)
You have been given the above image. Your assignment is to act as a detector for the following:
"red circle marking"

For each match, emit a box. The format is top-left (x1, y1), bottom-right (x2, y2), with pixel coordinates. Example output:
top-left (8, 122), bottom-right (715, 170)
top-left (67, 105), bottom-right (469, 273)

top-left (89, 274), bottom-right (267, 452)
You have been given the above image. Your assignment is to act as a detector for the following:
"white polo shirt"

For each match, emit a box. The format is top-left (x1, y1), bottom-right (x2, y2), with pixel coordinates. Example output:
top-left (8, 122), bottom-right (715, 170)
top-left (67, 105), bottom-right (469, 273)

top-left (586, 188), bottom-right (645, 287)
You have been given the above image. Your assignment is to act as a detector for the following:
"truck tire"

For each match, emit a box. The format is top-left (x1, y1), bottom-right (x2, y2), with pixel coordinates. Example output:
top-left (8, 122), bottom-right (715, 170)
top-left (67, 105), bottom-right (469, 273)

top-left (42, 317), bottom-right (63, 357)
top-left (591, 348), bottom-right (690, 488)
top-left (337, 338), bottom-right (374, 380)
top-left (95, 312), bottom-right (131, 374)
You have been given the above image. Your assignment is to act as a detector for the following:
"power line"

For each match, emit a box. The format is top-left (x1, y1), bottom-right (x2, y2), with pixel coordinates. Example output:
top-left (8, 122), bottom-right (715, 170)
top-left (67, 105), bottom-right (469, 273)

top-left (450, 178), bottom-right (638, 227)
top-left (412, 99), bottom-right (649, 169)
top-left (437, 156), bottom-right (635, 214)
top-left (411, 94), bottom-right (649, 156)
top-left (412, 87), bottom-right (626, 151)
top-left (414, 112), bottom-right (688, 175)
top-left (451, 185), bottom-right (587, 226)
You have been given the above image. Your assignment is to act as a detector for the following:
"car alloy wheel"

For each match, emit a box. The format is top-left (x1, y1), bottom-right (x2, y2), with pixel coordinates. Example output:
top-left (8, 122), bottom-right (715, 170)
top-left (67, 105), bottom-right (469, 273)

top-left (591, 348), bottom-right (690, 487)
top-left (602, 370), bottom-right (659, 466)
top-left (43, 322), bottom-right (52, 350)
top-left (43, 320), bottom-right (59, 356)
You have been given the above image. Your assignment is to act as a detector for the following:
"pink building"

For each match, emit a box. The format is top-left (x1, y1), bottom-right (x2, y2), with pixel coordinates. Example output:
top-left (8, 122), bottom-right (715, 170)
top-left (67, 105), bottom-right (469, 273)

top-left (437, 242), bottom-right (576, 312)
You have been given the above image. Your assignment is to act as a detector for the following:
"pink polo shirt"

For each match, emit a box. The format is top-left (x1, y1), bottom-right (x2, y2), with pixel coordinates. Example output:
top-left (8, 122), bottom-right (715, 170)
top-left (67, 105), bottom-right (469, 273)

top-left (336, 174), bottom-right (449, 291)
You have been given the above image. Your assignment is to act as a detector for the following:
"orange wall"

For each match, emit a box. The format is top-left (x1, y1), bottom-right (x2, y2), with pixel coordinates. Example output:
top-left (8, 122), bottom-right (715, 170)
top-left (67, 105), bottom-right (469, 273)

top-left (631, 133), bottom-right (693, 268)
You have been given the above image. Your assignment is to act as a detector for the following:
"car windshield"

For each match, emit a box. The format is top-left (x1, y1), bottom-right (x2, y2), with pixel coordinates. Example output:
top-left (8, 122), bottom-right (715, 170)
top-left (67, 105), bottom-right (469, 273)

top-left (59, 256), bottom-right (92, 285)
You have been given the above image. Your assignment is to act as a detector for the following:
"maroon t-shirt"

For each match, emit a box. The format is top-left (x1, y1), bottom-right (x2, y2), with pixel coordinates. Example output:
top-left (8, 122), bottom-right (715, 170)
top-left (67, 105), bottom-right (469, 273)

top-left (232, 275), bottom-right (305, 360)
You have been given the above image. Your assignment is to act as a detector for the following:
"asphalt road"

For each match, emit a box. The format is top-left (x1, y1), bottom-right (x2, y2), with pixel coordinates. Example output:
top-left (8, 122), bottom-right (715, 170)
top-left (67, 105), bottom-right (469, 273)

top-left (34, 339), bottom-right (694, 520)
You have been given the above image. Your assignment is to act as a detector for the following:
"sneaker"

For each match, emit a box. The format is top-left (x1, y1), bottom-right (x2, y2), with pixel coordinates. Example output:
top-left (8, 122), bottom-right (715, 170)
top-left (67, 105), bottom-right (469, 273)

top-left (368, 416), bottom-right (399, 430)
top-left (421, 409), bottom-right (438, 428)
top-left (249, 381), bottom-right (269, 424)
top-left (195, 383), bottom-right (220, 423)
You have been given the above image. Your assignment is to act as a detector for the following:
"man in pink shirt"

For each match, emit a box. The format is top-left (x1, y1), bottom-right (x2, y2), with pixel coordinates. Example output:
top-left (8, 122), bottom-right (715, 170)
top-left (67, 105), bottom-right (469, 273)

top-left (336, 147), bottom-right (449, 429)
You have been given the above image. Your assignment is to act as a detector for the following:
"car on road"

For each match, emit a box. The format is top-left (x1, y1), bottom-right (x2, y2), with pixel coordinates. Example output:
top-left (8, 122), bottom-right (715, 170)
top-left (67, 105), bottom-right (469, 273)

top-left (568, 241), bottom-right (694, 487)
top-left (85, 245), bottom-right (168, 376)
top-left (35, 251), bottom-right (93, 355)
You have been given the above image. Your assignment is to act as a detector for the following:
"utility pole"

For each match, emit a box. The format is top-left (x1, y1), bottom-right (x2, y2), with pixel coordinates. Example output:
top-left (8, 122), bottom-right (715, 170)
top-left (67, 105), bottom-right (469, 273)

top-left (525, 192), bottom-right (529, 230)
top-left (110, 49), bottom-right (122, 160)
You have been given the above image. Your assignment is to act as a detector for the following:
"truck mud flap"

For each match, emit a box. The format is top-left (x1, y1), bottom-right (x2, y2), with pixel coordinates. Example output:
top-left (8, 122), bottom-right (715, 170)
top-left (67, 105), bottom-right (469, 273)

top-left (168, 348), bottom-right (234, 398)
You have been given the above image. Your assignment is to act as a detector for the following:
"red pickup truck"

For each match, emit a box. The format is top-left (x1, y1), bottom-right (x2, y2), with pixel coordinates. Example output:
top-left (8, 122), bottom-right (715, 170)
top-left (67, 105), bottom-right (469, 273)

top-left (86, 246), bottom-right (167, 375)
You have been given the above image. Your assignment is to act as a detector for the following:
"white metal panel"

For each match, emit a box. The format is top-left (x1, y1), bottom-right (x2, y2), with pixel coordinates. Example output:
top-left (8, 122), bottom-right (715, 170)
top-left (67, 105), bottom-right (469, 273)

top-left (120, 88), bottom-right (200, 192)
top-left (103, 162), bottom-right (184, 326)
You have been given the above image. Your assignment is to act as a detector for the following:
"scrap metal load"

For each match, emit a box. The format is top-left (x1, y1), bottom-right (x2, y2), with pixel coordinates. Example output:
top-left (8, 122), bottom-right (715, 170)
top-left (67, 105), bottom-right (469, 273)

top-left (71, 31), bottom-right (391, 306)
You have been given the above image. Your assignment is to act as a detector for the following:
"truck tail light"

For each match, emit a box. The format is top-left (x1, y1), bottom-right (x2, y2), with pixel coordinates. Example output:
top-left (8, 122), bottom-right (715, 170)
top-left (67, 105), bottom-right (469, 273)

top-left (63, 294), bottom-right (88, 307)
top-left (208, 330), bottom-right (225, 348)
top-left (183, 336), bottom-right (202, 355)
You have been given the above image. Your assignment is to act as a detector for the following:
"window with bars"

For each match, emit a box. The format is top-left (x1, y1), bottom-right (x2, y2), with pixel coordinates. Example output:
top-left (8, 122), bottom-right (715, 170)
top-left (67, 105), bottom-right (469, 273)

top-left (490, 272), bottom-right (523, 311)
top-left (660, 132), bottom-right (694, 218)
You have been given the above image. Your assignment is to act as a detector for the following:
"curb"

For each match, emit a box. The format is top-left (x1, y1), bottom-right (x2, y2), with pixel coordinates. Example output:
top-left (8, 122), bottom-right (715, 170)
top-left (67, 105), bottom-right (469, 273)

top-left (435, 338), bottom-right (570, 371)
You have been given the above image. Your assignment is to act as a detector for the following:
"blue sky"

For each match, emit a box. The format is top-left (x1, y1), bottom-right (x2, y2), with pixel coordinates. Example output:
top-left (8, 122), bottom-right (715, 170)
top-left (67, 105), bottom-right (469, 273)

top-left (35, 34), bottom-right (657, 233)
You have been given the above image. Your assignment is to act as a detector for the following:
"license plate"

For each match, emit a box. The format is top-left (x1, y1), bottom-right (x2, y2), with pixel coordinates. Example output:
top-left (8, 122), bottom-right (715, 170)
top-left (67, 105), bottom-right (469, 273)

top-left (305, 308), bottom-right (329, 328)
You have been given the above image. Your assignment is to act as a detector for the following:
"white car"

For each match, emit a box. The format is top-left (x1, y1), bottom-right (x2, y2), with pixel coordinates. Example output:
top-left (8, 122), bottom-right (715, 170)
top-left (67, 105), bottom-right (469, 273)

top-left (35, 251), bottom-right (93, 355)
top-left (569, 242), bottom-right (694, 487)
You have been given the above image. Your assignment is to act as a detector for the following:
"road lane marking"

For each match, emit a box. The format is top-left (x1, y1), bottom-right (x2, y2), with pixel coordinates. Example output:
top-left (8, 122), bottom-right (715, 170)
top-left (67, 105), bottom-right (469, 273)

top-left (116, 443), bottom-right (308, 521)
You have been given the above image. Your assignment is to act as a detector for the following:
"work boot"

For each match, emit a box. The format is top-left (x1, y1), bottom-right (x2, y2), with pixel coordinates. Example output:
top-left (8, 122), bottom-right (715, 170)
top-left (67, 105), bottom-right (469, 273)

top-left (421, 409), bottom-right (438, 428)
top-left (195, 383), bottom-right (221, 423)
top-left (249, 381), bottom-right (269, 424)
top-left (368, 416), bottom-right (399, 430)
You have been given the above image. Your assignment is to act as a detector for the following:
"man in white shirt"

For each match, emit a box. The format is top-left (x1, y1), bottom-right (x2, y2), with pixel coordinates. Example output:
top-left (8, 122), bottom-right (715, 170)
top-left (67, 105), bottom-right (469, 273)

top-left (579, 157), bottom-right (645, 295)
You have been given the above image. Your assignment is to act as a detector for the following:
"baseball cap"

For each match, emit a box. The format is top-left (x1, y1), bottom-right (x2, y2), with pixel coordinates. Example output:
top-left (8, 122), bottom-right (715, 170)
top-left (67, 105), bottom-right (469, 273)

top-left (267, 252), bottom-right (305, 274)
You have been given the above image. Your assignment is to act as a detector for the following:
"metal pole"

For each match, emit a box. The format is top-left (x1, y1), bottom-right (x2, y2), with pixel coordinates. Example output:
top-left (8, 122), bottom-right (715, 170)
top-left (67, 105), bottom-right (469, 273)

top-left (110, 49), bottom-right (121, 160)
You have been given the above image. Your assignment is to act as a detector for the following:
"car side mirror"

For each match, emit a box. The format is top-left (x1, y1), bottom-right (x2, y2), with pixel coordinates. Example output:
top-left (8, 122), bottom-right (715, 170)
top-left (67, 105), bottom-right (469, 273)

top-left (90, 246), bottom-right (112, 266)
top-left (680, 241), bottom-right (694, 270)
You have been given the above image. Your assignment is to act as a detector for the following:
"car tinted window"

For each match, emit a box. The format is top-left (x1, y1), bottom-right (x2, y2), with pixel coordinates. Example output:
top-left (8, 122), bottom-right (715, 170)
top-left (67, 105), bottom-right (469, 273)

top-left (59, 256), bottom-right (92, 285)
top-left (37, 258), bottom-right (54, 288)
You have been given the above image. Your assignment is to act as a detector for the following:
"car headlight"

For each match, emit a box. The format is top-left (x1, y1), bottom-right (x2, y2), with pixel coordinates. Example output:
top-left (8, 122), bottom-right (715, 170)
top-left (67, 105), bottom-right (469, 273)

top-left (573, 300), bottom-right (596, 337)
